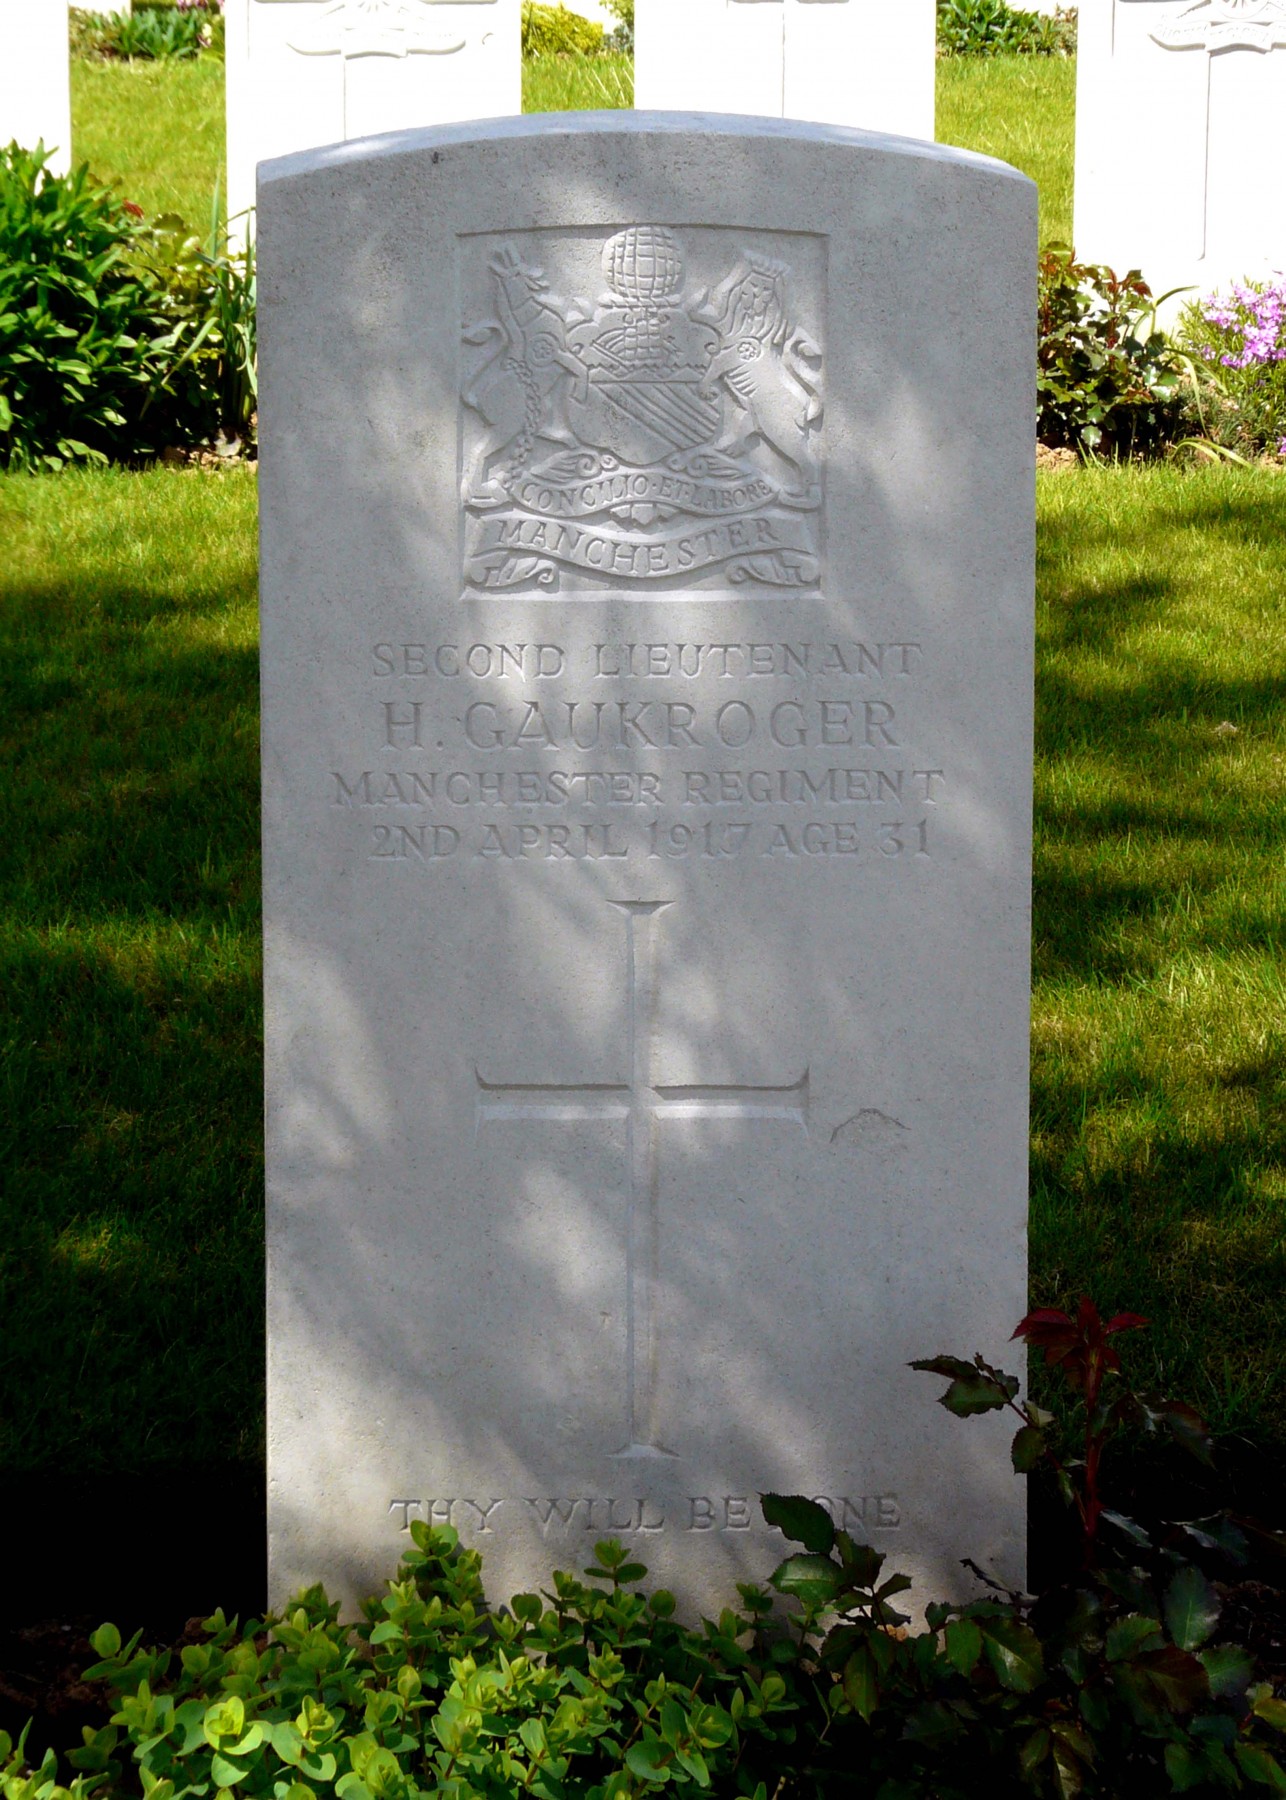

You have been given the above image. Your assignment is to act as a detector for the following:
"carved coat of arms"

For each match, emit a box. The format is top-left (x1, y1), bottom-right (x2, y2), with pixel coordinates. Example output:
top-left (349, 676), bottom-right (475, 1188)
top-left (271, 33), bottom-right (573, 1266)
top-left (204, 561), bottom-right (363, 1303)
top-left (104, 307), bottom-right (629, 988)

top-left (461, 227), bottom-right (824, 595)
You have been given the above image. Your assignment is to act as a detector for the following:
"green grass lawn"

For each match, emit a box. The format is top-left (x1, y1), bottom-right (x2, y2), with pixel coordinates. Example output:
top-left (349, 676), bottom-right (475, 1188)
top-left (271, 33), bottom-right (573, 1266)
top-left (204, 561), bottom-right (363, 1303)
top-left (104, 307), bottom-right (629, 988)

top-left (71, 56), bottom-right (226, 228)
top-left (3, 465), bottom-right (1284, 1474)
top-left (936, 54), bottom-right (1075, 247)
top-left (0, 469), bottom-right (261, 1473)
top-left (71, 50), bottom-right (1077, 248)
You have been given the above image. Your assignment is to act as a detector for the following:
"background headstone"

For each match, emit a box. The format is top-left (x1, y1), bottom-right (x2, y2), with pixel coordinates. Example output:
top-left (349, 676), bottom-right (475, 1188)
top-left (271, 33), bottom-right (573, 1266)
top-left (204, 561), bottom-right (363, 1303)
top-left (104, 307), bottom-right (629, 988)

top-left (225, 0), bottom-right (520, 235)
top-left (0, 0), bottom-right (71, 175)
top-left (634, 0), bottom-right (936, 140)
top-left (1075, 0), bottom-right (1286, 312)
top-left (258, 112), bottom-right (1035, 1618)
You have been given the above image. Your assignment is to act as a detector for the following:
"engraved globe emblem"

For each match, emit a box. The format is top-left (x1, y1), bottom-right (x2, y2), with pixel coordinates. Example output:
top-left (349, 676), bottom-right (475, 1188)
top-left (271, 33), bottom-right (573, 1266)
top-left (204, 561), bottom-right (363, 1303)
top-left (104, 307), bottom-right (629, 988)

top-left (602, 226), bottom-right (684, 308)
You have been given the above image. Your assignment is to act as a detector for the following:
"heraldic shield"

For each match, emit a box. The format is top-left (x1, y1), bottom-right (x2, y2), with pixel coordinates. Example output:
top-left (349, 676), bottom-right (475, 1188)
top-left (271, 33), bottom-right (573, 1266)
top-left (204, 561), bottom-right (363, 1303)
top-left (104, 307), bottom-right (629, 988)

top-left (460, 225), bottom-right (827, 597)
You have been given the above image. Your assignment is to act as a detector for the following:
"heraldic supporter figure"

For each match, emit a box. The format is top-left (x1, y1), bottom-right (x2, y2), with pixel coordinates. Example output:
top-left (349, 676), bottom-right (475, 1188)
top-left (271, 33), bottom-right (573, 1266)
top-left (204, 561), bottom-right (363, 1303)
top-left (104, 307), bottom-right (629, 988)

top-left (461, 226), bottom-right (824, 594)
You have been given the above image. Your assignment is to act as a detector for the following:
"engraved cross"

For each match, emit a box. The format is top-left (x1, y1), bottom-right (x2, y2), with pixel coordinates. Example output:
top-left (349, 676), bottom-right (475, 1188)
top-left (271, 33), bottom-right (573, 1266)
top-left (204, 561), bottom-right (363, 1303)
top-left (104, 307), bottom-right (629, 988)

top-left (476, 900), bottom-right (809, 1460)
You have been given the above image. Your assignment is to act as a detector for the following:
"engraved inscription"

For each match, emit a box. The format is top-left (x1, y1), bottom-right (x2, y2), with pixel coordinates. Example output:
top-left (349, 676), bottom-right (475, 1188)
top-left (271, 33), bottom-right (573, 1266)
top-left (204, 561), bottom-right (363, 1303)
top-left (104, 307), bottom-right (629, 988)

top-left (387, 1492), bottom-right (903, 1537)
top-left (329, 634), bottom-right (949, 870)
top-left (461, 227), bottom-right (825, 596)
top-left (257, 0), bottom-right (496, 59)
top-left (476, 899), bottom-right (809, 1461)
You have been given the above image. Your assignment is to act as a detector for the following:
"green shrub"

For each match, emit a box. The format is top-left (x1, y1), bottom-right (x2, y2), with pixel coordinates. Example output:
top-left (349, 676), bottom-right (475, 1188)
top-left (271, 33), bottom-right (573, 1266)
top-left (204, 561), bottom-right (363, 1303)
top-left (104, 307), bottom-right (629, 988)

top-left (1177, 278), bottom-right (1286, 462)
top-left (937, 0), bottom-right (1077, 56)
top-left (521, 3), bottom-right (605, 57)
top-left (762, 1300), bottom-right (1286, 1797)
top-left (72, 3), bottom-right (219, 61)
top-left (0, 143), bottom-right (254, 471)
top-left (1037, 245), bottom-right (1187, 457)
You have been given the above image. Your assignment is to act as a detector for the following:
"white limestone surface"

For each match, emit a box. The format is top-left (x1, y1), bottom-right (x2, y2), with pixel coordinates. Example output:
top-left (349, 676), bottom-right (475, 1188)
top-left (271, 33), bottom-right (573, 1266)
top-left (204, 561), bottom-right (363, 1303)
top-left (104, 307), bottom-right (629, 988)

top-left (0, 0), bottom-right (71, 174)
top-left (258, 112), bottom-right (1035, 1620)
top-left (225, 0), bottom-right (520, 235)
top-left (1075, 0), bottom-right (1286, 313)
top-left (634, 0), bottom-right (936, 139)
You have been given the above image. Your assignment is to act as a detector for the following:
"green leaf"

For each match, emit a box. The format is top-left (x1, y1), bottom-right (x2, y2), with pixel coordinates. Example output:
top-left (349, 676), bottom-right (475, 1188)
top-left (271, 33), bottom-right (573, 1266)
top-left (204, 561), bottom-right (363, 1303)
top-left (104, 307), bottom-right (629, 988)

top-left (977, 1615), bottom-right (1044, 1693)
top-left (1165, 1743), bottom-right (1207, 1793)
top-left (210, 1755), bottom-right (248, 1789)
top-left (203, 1698), bottom-right (245, 1749)
top-left (519, 1719), bottom-right (548, 1760)
top-left (941, 1375), bottom-right (1012, 1416)
top-left (1198, 1644), bottom-right (1254, 1700)
top-left (1011, 1425), bottom-right (1045, 1473)
top-left (1106, 1614), bottom-right (1163, 1663)
top-left (769, 1554), bottom-right (844, 1610)
top-left (90, 1624), bottom-right (122, 1658)
top-left (944, 1618), bottom-right (983, 1676)
top-left (1019, 1728), bottom-right (1050, 1779)
top-left (1165, 1566), bottom-right (1220, 1651)
top-left (761, 1494), bottom-right (835, 1555)
top-left (1254, 1694), bottom-right (1286, 1732)
top-left (624, 1735), bottom-right (671, 1784)
top-left (842, 1648), bottom-right (880, 1722)
top-left (267, 1722), bottom-right (304, 1766)
top-left (1236, 1744), bottom-right (1286, 1791)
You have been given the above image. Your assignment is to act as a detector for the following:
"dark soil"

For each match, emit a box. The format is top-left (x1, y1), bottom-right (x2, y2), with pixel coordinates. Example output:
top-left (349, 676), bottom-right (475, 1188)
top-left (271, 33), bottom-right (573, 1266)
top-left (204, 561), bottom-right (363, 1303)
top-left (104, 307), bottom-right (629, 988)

top-left (2, 1451), bottom-right (1283, 1761)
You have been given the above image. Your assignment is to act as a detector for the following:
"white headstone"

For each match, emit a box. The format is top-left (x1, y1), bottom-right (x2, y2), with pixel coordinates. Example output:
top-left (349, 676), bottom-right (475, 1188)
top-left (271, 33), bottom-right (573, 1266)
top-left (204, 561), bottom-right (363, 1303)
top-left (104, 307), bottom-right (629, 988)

top-left (1075, 0), bottom-right (1286, 310)
top-left (0, 0), bottom-right (71, 175)
top-left (259, 112), bottom-right (1035, 1618)
top-left (634, 0), bottom-right (936, 140)
top-left (225, 0), bottom-right (520, 234)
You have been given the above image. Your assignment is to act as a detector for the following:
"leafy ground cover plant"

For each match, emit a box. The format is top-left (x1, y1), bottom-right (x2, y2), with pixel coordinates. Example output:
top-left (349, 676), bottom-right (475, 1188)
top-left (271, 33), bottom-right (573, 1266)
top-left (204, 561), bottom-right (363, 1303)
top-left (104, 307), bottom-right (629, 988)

top-left (937, 0), bottom-right (1077, 57)
top-left (0, 143), bottom-right (253, 469)
top-left (8, 1536), bottom-right (799, 1800)
top-left (1038, 246), bottom-right (1188, 456)
top-left (1178, 278), bottom-right (1286, 461)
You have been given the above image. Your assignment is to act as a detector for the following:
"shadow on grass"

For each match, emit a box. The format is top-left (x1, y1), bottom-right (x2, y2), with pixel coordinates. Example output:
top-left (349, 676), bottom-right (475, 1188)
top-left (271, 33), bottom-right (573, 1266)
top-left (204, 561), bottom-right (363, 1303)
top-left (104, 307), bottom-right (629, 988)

top-left (1028, 474), bottom-right (1286, 1439)
top-left (0, 536), bottom-right (266, 1491)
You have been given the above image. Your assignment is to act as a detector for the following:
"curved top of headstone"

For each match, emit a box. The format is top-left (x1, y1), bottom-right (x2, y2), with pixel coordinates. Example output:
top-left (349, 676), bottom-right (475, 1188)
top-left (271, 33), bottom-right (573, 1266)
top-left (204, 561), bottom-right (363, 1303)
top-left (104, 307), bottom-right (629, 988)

top-left (258, 107), bottom-right (1033, 192)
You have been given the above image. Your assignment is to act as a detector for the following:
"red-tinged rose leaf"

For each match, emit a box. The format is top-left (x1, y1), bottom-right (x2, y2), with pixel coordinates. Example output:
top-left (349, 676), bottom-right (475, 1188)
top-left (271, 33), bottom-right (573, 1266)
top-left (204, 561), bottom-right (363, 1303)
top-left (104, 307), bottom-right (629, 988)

top-left (1133, 1645), bottom-right (1210, 1714)
top-left (1103, 1313), bottom-right (1149, 1336)
top-left (1012, 1309), bottom-right (1076, 1345)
